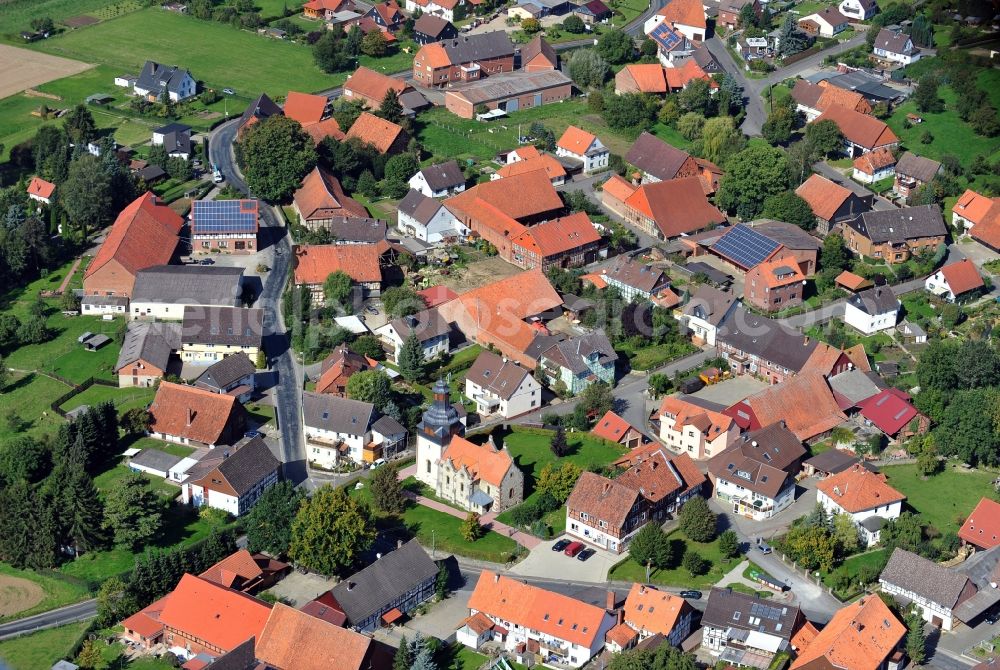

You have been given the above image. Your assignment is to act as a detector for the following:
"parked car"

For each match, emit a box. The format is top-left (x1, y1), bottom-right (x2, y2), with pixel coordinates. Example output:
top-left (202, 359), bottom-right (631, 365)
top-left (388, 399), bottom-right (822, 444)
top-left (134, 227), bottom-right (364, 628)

top-left (756, 541), bottom-right (772, 555)
top-left (370, 458), bottom-right (386, 469)
top-left (679, 377), bottom-right (705, 394)
top-left (199, 258), bottom-right (215, 265)
top-left (985, 610), bottom-right (999, 625)
top-left (365, 304), bottom-right (379, 315)
top-left (576, 548), bottom-right (596, 562)
top-left (679, 590), bottom-right (702, 599)
top-left (564, 541), bottom-right (584, 557)
top-left (552, 539), bottom-right (571, 552)
top-left (223, 87), bottom-right (235, 95)
top-left (244, 430), bottom-right (262, 439)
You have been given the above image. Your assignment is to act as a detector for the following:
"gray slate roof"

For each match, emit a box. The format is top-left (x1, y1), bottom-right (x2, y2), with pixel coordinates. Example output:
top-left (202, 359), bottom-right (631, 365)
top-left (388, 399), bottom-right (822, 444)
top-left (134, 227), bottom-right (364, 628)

top-left (682, 285), bottom-right (736, 327)
top-left (136, 61), bottom-right (192, 96)
top-left (465, 350), bottom-right (531, 400)
top-left (130, 448), bottom-right (183, 472)
top-left (417, 160), bottom-right (464, 192)
top-left (214, 436), bottom-right (280, 496)
top-left (398, 189), bottom-right (446, 226)
top-left (849, 205), bottom-right (947, 244)
top-left (702, 587), bottom-right (799, 639)
top-left (182, 306), bottom-right (263, 348)
top-left (717, 306), bottom-right (818, 373)
top-left (604, 255), bottom-right (669, 294)
top-left (880, 547), bottom-right (975, 608)
top-left (371, 414), bottom-right (406, 437)
top-left (302, 391), bottom-right (375, 434)
top-left (895, 151), bottom-right (942, 183)
top-left (874, 28), bottom-right (914, 55)
top-left (751, 220), bottom-right (822, 251)
top-left (847, 285), bottom-right (899, 316)
top-left (625, 132), bottom-right (693, 181)
top-left (132, 265), bottom-right (244, 306)
top-left (116, 321), bottom-right (181, 372)
top-left (325, 217), bottom-right (387, 243)
top-left (414, 13), bottom-right (453, 38)
top-left (802, 448), bottom-right (864, 475)
top-left (239, 93), bottom-right (283, 127)
top-left (440, 32), bottom-right (515, 65)
top-left (541, 329), bottom-right (616, 374)
top-left (195, 352), bottom-right (256, 391)
top-left (330, 539), bottom-right (438, 625)
top-left (389, 309), bottom-right (450, 344)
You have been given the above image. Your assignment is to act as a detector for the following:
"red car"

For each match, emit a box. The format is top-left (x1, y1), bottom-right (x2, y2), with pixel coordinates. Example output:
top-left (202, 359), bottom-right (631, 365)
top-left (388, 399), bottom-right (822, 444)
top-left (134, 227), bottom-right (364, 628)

top-left (564, 541), bottom-right (584, 557)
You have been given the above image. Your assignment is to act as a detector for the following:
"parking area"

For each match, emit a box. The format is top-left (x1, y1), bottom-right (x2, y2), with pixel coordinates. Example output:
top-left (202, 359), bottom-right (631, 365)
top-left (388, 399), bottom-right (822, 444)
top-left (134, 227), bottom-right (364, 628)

top-left (262, 571), bottom-right (333, 607)
top-left (509, 537), bottom-right (622, 581)
top-left (689, 375), bottom-right (769, 407)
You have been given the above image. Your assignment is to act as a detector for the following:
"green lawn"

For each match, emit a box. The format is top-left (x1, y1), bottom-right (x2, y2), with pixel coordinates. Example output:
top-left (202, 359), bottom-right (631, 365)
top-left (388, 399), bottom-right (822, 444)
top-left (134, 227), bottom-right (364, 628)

top-left (823, 548), bottom-right (890, 599)
top-left (0, 563), bottom-right (91, 624)
top-left (608, 529), bottom-right (731, 588)
top-left (0, 0), bottom-right (129, 38)
top-left (648, 123), bottom-right (694, 151)
top-left (436, 644), bottom-right (490, 670)
top-left (619, 341), bottom-right (696, 371)
top-left (59, 384), bottom-right (155, 414)
top-left (0, 621), bottom-right (90, 670)
top-left (0, 373), bottom-right (70, 441)
top-left (900, 293), bottom-right (936, 320)
top-left (881, 462), bottom-right (999, 536)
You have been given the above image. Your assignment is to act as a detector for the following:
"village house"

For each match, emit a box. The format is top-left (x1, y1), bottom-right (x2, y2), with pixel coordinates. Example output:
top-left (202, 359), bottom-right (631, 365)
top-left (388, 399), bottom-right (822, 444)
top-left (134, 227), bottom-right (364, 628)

top-left (555, 126), bottom-right (609, 173)
top-left (397, 190), bottom-right (467, 243)
top-left (459, 571), bottom-right (617, 668)
top-left (148, 381), bottom-right (247, 447)
top-left (701, 588), bottom-right (800, 665)
top-left (744, 258), bottom-right (806, 313)
top-left (894, 152), bottom-right (942, 203)
top-left (509, 212), bottom-right (605, 270)
top-left (843, 204), bottom-right (947, 263)
top-left (314, 345), bottom-right (376, 395)
top-left (405, 0), bottom-right (466, 22)
top-left (574, 0), bottom-right (612, 23)
top-left (706, 220), bottom-right (821, 276)
top-left (925, 258), bottom-right (985, 302)
top-left (132, 60), bottom-right (196, 102)
top-left (444, 70), bottom-right (574, 119)
top-left (130, 265), bottom-right (243, 321)
top-left (237, 93), bottom-right (283, 138)
top-left (27, 176), bottom-right (55, 205)
top-left (179, 306), bottom-right (263, 364)
top-left (879, 548), bottom-right (979, 630)
top-left (365, 0), bottom-right (404, 31)
top-left (658, 395), bottom-right (739, 460)
top-left (538, 330), bottom-right (617, 395)
top-left (858, 387), bottom-right (927, 443)
top-left (725, 372), bottom-right (847, 442)
top-left (293, 241), bottom-right (394, 305)
top-left (181, 436), bottom-right (280, 516)
top-left (343, 66), bottom-right (425, 114)
top-left (839, 0), bottom-right (878, 20)
top-left (193, 352), bottom-right (256, 403)
top-left (616, 584), bottom-right (695, 650)
top-left (493, 150), bottom-right (567, 185)
top-left (678, 284), bottom-right (737, 346)
top-left (292, 166), bottom-right (369, 231)
top-left (625, 132), bottom-right (719, 190)
top-left (798, 7), bottom-right (850, 36)
top-left (845, 285), bottom-right (899, 334)
top-left (409, 159), bottom-right (466, 197)
top-left (413, 13), bottom-right (458, 44)
top-left (198, 549), bottom-right (289, 594)
top-left (814, 104), bottom-right (899, 156)
top-left (790, 596), bottom-right (905, 670)
top-left (792, 79), bottom-right (873, 121)
top-left (284, 91), bottom-right (328, 128)
top-left (152, 122), bottom-right (191, 159)
top-left (376, 309), bottom-right (452, 363)
top-left (301, 391), bottom-right (407, 467)
top-left (873, 28), bottom-right (921, 65)
top-left (615, 59), bottom-right (715, 96)
top-left (643, 0), bottom-right (706, 42)
top-left (83, 192), bottom-right (184, 298)
top-left (959, 498), bottom-right (1000, 551)
top-left (412, 32), bottom-right (516, 86)
top-left (302, 0), bottom-right (360, 20)
top-left (621, 177), bottom-right (726, 241)
top-left (795, 173), bottom-right (872, 235)
top-left (345, 111), bottom-right (409, 155)
top-left (717, 0), bottom-right (761, 28)
top-left (464, 350), bottom-right (541, 418)
top-left (954, 188), bottom-right (1000, 251)
top-left (190, 199), bottom-right (259, 254)
top-left (116, 321), bottom-right (179, 388)
top-left (852, 146), bottom-right (897, 184)
top-left (591, 410), bottom-right (645, 449)
top-left (817, 464), bottom-right (905, 546)
top-left (522, 34), bottom-right (559, 71)
top-left (708, 422), bottom-right (806, 520)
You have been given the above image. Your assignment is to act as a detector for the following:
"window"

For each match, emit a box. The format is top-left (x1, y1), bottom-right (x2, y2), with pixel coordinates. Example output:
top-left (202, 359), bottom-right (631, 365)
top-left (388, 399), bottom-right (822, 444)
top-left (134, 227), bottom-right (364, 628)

top-left (426, 460), bottom-right (431, 473)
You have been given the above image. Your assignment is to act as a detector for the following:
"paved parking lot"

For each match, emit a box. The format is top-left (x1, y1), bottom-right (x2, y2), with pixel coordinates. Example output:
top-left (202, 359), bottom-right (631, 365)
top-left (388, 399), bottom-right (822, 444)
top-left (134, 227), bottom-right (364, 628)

top-left (263, 571), bottom-right (333, 607)
top-left (689, 376), bottom-right (769, 407)
top-left (509, 537), bottom-right (622, 581)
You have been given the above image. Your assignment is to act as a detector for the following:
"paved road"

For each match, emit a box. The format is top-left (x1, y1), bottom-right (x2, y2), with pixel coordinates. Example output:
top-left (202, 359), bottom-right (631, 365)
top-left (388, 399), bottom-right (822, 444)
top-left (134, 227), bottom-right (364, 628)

top-left (210, 120), bottom-right (307, 483)
top-left (0, 600), bottom-right (97, 641)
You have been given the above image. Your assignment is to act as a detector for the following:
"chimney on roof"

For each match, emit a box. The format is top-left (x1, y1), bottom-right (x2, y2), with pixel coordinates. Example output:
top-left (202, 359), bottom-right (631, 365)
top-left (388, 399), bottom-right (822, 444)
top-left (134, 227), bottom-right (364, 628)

top-left (398, 539), bottom-right (404, 549)
top-left (617, 609), bottom-right (624, 625)
top-left (607, 590), bottom-right (616, 610)
top-left (187, 408), bottom-right (194, 426)
top-left (603, 481), bottom-right (612, 494)
top-left (494, 572), bottom-right (500, 583)
top-left (347, 581), bottom-right (356, 591)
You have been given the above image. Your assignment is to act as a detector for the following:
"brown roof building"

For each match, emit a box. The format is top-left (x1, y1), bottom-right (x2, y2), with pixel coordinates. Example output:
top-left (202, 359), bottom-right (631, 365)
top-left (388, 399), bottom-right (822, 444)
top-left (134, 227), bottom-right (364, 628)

top-left (790, 595), bottom-right (905, 670)
top-left (412, 32), bottom-right (516, 88)
top-left (345, 112), bottom-right (409, 155)
top-left (959, 498), bottom-right (1000, 550)
top-left (792, 79), bottom-right (873, 120)
top-left (843, 204), bottom-right (947, 264)
top-left (148, 381), bottom-right (247, 447)
top-left (521, 34), bottom-right (558, 71)
top-left (814, 104), bottom-right (899, 157)
top-left (621, 177), bottom-right (726, 240)
top-left (795, 173), bottom-right (871, 234)
top-left (509, 211), bottom-right (605, 270)
top-left (292, 166), bottom-right (369, 230)
top-left (198, 549), bottom-right (289, 593)
top-left (343, 66), bottom-right (410, 108)
top-left (724, 372), bottom-right (846, 442)
top-left (315, 345), bottom-right (377, 395)
top-left (292, 241), bottom-right (393, 304)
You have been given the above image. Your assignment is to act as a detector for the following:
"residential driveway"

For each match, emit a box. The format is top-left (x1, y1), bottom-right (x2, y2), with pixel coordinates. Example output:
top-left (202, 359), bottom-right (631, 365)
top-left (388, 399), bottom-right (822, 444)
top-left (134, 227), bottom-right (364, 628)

top-left (952, 239), bottom-right (1000, 270)
top-left (711, 479), bottom-right (819, 541)
top-left (509, 537), bottom-right (621, 581)
top-left (688, 376), bottom-right (769, 407)
top-left (263, 571), bottom-right (334, 607)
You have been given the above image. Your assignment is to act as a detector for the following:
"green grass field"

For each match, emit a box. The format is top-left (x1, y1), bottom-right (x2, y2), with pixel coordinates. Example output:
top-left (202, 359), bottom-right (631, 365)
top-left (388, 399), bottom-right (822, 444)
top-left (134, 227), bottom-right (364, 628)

top-left (609, 529), bottom-right (730, 588)
top-left (881, 462), bottom-right (999, 536)
top-left (0, 373), bottom-right (71, 441)
top-left (0, 0), bottom-right (124, 39)
top-left (822, 548), bottom-right (889, 599)
top-left (0, 621), bottom-right (89, 670)
top-left (58, 384), bottom-right (155, 414)
top-left (0, 563), bottom-right (91, 624)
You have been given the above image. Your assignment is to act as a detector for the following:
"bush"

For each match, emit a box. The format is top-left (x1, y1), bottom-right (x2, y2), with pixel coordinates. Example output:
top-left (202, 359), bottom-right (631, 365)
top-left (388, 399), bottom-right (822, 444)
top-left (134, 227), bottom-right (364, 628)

top-left (682, 551), bottom-right (709, 575)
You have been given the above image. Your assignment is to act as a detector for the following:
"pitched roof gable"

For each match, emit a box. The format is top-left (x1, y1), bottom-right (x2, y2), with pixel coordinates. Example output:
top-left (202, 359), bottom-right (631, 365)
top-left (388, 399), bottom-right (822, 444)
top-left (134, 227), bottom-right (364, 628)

top-left (567, 471), bottom-right (641, 530)
top-left (817, 463), bottom-right (905, 513)
top-left (557, 125), bottom-right (597, 155)
top-left (446, 169), bottom-right (563, 222)
top-left (440, 435), bottom-right (514, 487)
top-left (959, 498), bottom-right (1000, 549)
top-left (283, 91), bottom-right (328, 126)
top-left (624, 177), bottom-right (727, 238)
top-left (345, 112), bottom-right (405, 153)
top-left (85, 192), bottom-right (183, 281)
top-left (656, 0), bottom-right (706, 28)
top-left (344, 65), bottom-right (408, 103)
top-left (149, 381), bottom-right (242, 445)
top-left (292, 241), bottom-right (388, 285)
top-left (735, 372), bottom-right (846, 441)
top-left (623, 584), bottom-right (692, 637)
top-left (815, 104), bottom-right (898, 150)
top-left (938, 258), bottom-right (985, 295)
top-left (795, 173), bottom-right (853, 221)
top-left (293, 166), bottom-right (369, 221)
top-left (790, 596), bottom-right (905, 670)
top-left (256, 603), bottom-right (374, 670)
top-left (156, 574), bottom-right (272, 652)
top-left (510, 211), bottom-right (600, 257)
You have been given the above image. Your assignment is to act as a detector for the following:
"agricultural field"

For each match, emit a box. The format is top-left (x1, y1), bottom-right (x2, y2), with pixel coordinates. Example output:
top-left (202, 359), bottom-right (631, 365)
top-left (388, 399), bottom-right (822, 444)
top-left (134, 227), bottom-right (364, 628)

top-left (0, 45), bottom-right (93, 99)
top-left (0, 621), bottom-right (90, 670)
top-left (0, 563), bottom-right (90, 623)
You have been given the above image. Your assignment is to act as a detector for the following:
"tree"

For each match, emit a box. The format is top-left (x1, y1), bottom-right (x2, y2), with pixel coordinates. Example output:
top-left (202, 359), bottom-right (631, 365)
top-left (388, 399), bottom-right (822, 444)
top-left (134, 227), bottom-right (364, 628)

top-left (914, 74), bottom-right (943, 113)
top-left (393, 636), bottom-right (412, 670)
top-left (596, 29), bottom-right (634, 64)
top-left (361, 29), bottom-right (388, 56)
top-left (678, 79), bottom-right (715, 116)
top-left (95, 576), bottom-right (138, 627)
top-left (682, 551), bottom-right (709, 575)
top-left (461, 512), bottom-right (485, 542)
top-left (761, 191), bottom-right (816, 230)
top-left (397, 332), bottom-right (425, 382)
top-left (0, 437), bottom-right (49, 485)
top-left (323, 270), bottom-right (354, 310)
top-left (658, 98), bottom-right (680, 126)
top-left (717, 73), bottom-right (744, 117)
top-left (762, 106), bottom-right (795, 145)
top-left (239, 115), bottom-right (317, 202)
top-left (381, 286), bottom-right (422, 318)
top-left (563, 14), bottom-right (586, 32)
top-left (580, 382), bottom-right (613, 419)
top-left (678, 497), bottom-right (717, 542)
top-left (603, 93), bottom-right (655, 130)
top-left (550, 424), bottom-right (569, 457)
top-left (76, 639), bottom-right (104, 669)
top-left (700, 116), bottom-right (745, 165)
top-left (102, 472), bottom-right (163, 550)
top-left (782, 523), bottom-right (836, 571)
top-left (935, 388), bottom-right (1000, 466)
top-left (411, 642), bottom-right (438, 670)
top-left (567, 49), bottom-right (610, 88)
top-left (64, 104), bottom-right (97, 145)
top-left (0, 355), bottom-right (7, 392)
top-left (832, 512), bottom-right (860, 554)
top-left (676, 112), bottom-right (705, 140)
top-left (719, 529), bottom-right (740, 559)
top-left (609, 642), bottom-right (699, 670)
top-left (804, 119), bottom-right (844, 158)
top-left (521, 17), bottom-right (541, 32)
top-left (289, 485), bottom-right (376, 575)
top-left (62, 469), bottom-right (105, 556)
top-left (346, 370), bottom-right (392, 409)
top-left (119, 407), bottom-right (151, 435)
top-left (915, 440), bottom-right (941, 476)
top-left (377, 89), bottom-right (403, 123)
top-left (629, 522), bottom-right (673, 569)
top-left (717, 145), bottom-right (791, 220)
top-left (537, 461), bottom-right (582, 502)
top-left (970, 104), bottom-right (1000, 137)
top-left (370, 462), bottom-right (407, 514)
top-left (61, 154), bottom-right (112, 238)
top-left (777, 13), bottom-right (807, 56)
top-left (245, 481), bottom-right (303, 556)
top-left (383, 153), bottom-right (419, 196)
top-left (906, 610), bottom-right (926, 665)
top-left (30, 16), bottom-right (55, 33)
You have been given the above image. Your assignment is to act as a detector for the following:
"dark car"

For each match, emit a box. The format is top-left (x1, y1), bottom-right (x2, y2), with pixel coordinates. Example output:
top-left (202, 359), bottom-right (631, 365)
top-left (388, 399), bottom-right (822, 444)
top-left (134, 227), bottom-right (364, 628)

top-left (552, 539), bottom-right (571, 552)
top-left (564, 541), bottom-right (584, 557)
top-left (365, 304), bottom-right (379, 315)
top-left (986, 610), bottom-right (1000, 625)
top-left (199, 258), bottom-right (215, 265)
top-left (576, 548), bottom-right (596, 562)
top-left (679, 590), bottom-right (702, 599)
top-left (244, 430), bottom-right (262, 439)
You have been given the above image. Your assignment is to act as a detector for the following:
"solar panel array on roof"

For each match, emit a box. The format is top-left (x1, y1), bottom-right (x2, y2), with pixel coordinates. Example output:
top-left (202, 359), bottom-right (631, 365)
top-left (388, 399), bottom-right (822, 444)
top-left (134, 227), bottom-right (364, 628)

top-left (192, 199), bottom-right (260, 235)
top-left (650, 22), bottom-right (683, 51)
top-left (710, 224), bottom-right (780, 270)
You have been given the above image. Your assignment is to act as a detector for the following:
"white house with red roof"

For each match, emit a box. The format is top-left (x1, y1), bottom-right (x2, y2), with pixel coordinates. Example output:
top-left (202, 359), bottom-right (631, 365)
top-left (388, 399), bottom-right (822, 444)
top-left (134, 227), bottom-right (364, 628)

top-left (27, 176), bottom-right (55, 205)
top-left (644, 0), bottom-right (706, 42)
top-left (591, 410), bottom-right (646, 449)
top-left (555, 126), bottom-right (609, 173)
top-left (925, 258), bottom-right (985, 302)
top-left (817, 464), bottom-right (905, 546)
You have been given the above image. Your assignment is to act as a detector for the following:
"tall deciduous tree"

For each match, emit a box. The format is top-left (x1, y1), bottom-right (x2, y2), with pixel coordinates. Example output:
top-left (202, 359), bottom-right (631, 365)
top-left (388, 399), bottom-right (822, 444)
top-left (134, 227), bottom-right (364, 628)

top-left (717, 144), bottom-right (791, 220)
top-left (678, 497), bottom-right (717, 542)
top-left (346, 369), bottom-right (393, 410)
top-left (289, 485), bottom-right (376, 575)
top-left (239, 114), bottom-right (317, 202)
top-left (567, 49), bottom-right (610, 88)
top-left (804, 119), bottom-right (844, 158)
top-left (596, 29), bottom-right (634, 64)
top-left (245, 480), bottom-right (304, 556)
top-left (102, 471), bottom-right (163, 550)
top-left (761, 191), bottom-right (816, 230)
top-left (629, 522), bottom-right (673, 569)
top-left (61, 154), bottom-right (112, 238)
top-left (323, 270), bottom-right (354, 311)
top-left (381, 286), bottom-right (422, 318)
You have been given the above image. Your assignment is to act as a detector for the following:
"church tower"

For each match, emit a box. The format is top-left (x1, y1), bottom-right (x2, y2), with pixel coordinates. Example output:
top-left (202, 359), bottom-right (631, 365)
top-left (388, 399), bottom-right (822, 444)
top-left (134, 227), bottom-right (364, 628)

top-left (414, 379), bottom-right (465, 488)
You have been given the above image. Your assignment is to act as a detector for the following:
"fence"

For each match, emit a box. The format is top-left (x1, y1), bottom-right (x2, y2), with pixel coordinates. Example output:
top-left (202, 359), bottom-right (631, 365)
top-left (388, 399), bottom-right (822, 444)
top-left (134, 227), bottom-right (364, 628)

top-left (49, 375), bottom-right (121, 418)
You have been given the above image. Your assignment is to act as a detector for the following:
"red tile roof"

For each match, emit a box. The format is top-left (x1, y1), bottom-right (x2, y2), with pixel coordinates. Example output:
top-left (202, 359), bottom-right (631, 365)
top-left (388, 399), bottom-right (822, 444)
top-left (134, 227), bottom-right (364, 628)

top-left (815, 105), bottom-right (898, 150)
top-left (790, 595), bottom-right (905, 670)
top-left (623, 583), bottom-right (692, 637)
top-left (156, 574), bottom-right (272, 652)
top-left (440, 435), bottom-right (514, 487)
top-left (835, 270), bottom-right (873, 291)
top-left (557, 125), bottom-right (597, 155)
top-left (84, 192), bottom-right (183, 282)
top-left (955, 190), bottom-right (1000, 250)
top-left (853, 147), bottom-right (896, 175)
top-left (293, 166), bottom-right (369, 222)
top-left (418, 285), bottom-right (459, 308)
top-left (664, 59), bottom-right (715, 90)
top-left (938, 258), bottom-right (985, 296)
top-left (149, 382), bottom-right (243, 445)
top-left (446, 169), bottom-right (564, 223)
top-left (27, 176), bottom-right (55, 200)
top-left (606, 621), bottom-right (639, 648)
top-left (602, 174), bottom-right (637, 202)
top-left (496, 154), bottom-right (567, 181)
top-left (344, 66), bottom-right (408, 104)
top-left (795, 173), bottom-right (852, 221)
top-left (619, 63), bottom-right (667, 93)
top-left (345, 111), bottom-right (405, 154)
top-left (293, 241), bottom-right (389, 285)
top-left (257, 603), bottom-right (375, 670)
top-left (857, 387), bottom-right (919, 436)
top-left (959, 498), bottom-right (1000, 549)
top-left (624, 177), bottom-right (726, 238)
top-left (591, 410), bottom-right (639, 444)
top-left (122, 595), bottom-right (169, 639)
top-left (510, 212), bottom-right (601, 258)
top-left (303, 117), bottom-right (345, 145)
top-left (284, 91), bottom-right (328, 126)
top-left (735, 371), bottom-right (846, 441)
top-left (817, 463), bottom-right (905, 513)
top-left (656, 0), bottom-right (706, 28)
top-left (198, 549), bottom-right (264, 588)
top-left (751, 257), bottom-right (806, 290)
